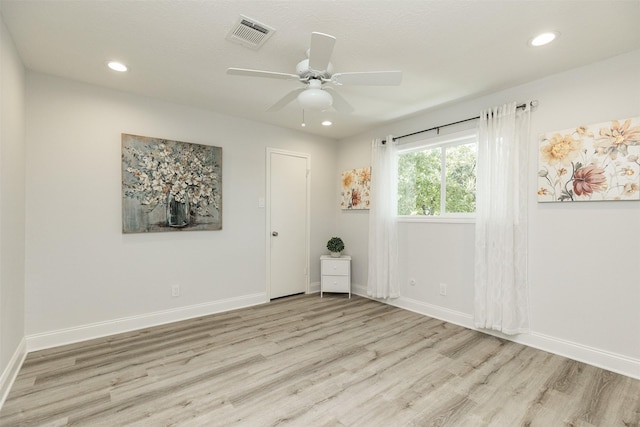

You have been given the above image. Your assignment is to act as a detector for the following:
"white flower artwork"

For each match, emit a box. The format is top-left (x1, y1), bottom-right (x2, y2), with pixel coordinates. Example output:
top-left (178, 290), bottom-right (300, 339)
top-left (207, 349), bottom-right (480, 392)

top-left (121, 134), bottom-right (222, 232)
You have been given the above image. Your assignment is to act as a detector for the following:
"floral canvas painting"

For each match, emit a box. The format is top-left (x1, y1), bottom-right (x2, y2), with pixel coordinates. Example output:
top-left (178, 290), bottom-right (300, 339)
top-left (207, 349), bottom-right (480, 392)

top-left (537, 117), bottom-right (640, 202)
top-left (122, 134), bottom-right (222, 233)
top-left (341, 167), bottom-right (371, 209)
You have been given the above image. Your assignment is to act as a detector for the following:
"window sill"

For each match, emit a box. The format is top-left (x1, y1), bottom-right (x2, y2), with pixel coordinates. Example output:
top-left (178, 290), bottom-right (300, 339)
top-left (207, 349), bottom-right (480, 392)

top-left (397, 216), bottom-right (475, 224)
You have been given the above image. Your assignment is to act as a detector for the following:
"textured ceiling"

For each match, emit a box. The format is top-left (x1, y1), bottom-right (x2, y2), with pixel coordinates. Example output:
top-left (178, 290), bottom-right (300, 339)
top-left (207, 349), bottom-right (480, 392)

top-left (1, 0), bottom-right (639, 139)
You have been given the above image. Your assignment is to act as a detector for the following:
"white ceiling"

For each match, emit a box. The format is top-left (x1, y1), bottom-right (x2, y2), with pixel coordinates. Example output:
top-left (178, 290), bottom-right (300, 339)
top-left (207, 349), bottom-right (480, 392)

top-left (1, 0), bottom-right (639, 139)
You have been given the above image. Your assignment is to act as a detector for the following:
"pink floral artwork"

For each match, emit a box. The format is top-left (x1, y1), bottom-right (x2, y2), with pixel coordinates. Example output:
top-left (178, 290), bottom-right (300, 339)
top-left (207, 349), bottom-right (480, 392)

top-left (341, 167), bottom-right (371, 209)
top-left (537, 117), bottom-right (640, 202)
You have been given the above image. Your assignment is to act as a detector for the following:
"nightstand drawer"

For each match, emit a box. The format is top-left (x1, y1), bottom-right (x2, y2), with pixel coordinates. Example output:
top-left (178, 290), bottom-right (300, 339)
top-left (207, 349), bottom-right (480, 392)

top-left (321, 275), bottom-right (350, 292)
top-left (321, 259), bottom-right (350, 276)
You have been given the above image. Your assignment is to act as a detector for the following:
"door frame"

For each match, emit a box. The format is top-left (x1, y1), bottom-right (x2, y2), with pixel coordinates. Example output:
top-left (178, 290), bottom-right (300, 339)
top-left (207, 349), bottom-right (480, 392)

top-left (265, 148), bottom-right (311, 299)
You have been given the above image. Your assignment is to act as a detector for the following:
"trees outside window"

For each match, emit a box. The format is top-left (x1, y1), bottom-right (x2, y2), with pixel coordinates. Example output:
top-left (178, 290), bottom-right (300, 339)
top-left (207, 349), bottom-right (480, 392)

top-left (397, 131), bottom-right (476, 217)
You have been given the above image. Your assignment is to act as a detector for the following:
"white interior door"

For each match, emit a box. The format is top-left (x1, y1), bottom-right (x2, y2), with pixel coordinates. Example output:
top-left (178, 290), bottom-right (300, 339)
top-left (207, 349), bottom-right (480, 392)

top-left (267, 149), bottom-right (309, 299)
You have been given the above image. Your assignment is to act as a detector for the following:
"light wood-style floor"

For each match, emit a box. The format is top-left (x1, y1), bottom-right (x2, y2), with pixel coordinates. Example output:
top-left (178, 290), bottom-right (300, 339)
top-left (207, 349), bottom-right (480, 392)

top-left (2, 294), bottom-right (639, 426)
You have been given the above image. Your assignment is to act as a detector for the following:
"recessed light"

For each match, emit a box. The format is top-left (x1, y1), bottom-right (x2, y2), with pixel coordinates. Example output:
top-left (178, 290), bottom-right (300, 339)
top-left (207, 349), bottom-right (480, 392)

top-left (529, 32), bottom-right (558, 47)
top-left (321, 120), bottom-right (332, 126)
top-left (107, 61), bottom-right (128, 72)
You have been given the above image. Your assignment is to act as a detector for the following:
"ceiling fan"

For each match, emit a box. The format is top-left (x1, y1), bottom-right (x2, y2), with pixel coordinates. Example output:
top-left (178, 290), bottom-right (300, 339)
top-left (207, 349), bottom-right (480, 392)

top-left (227, 32), bottom-right (402, 113)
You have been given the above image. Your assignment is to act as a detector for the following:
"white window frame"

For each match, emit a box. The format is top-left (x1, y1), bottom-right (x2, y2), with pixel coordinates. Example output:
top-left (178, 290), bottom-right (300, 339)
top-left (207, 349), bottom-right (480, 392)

top-left (397, 128), bottom-right (477, 223)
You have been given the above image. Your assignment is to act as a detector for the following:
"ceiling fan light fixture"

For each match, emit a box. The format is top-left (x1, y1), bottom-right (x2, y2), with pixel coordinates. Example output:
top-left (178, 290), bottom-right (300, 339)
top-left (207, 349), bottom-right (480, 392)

top-left (297, 87), bottom-right (332, 111)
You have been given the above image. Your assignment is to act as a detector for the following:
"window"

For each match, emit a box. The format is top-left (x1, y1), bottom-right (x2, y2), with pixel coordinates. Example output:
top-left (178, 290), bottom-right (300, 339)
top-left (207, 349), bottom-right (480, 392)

top-left (397, 130), bottom-right (477, 217)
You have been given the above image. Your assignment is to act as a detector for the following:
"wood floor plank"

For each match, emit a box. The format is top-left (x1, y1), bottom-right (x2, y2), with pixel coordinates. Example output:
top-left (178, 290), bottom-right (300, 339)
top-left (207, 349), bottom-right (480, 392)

top-left (1, 294), bottom-right (638, 426)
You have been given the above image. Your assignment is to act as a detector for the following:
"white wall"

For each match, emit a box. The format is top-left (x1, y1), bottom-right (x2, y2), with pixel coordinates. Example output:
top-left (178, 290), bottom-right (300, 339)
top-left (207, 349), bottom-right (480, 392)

top-left (337, 50), bottom-right (640, 378)
top-left (24, 73), bottom-right (338, 348)
top-left (0, 15), bottom-right (26, 403)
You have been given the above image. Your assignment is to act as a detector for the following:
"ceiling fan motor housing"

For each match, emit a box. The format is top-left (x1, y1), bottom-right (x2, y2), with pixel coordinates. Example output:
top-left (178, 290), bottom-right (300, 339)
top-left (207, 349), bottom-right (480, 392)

top-left (296, 59), bottom-right (333, 79)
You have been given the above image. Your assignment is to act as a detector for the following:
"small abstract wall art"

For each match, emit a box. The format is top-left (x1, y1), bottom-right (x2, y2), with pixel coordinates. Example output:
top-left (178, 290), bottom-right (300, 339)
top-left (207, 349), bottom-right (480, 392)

top-left (122, 134), bottom-right (222, 233)
top-left (537, 117), bottom-right (640, 202)
top-left (341, 167), bottom-right (371, 209)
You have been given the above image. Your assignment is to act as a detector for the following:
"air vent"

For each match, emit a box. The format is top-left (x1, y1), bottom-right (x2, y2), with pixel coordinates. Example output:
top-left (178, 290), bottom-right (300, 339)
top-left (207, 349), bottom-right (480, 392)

top-left (226, 15), bottom-right (275, 50)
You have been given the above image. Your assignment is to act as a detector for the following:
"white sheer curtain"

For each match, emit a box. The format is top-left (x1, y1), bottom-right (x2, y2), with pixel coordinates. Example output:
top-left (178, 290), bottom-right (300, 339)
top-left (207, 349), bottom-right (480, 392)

top-left (367, 136), bottom-right (400, 299)
top-left (474, 102), bottom-right (531, 335)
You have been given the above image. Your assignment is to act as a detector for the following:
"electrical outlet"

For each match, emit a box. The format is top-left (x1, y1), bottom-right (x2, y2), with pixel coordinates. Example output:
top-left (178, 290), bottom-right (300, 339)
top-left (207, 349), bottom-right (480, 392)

top-left (171, 284), bottom-right (180, 297)
top-left (439, 283), bottom-right (447, 296)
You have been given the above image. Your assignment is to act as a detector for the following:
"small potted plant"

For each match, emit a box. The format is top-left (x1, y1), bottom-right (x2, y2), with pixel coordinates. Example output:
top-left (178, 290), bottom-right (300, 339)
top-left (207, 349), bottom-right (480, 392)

top-left (327, 237), bottom-right (345, 258)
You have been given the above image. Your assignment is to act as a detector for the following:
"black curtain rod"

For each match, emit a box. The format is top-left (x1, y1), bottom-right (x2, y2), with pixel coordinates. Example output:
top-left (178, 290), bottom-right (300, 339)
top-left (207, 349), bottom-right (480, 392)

top-left (382, 100), bottom-right (538, 144)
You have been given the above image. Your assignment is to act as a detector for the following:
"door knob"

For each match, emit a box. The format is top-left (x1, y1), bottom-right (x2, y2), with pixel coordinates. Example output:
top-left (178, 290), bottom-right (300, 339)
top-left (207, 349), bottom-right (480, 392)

top-left (272, 231), bottom-right (279, 236)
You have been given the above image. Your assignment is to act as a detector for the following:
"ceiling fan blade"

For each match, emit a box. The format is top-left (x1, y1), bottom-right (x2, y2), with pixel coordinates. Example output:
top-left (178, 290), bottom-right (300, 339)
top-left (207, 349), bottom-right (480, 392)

top-left (227, 68), bottom-right (300, 81)
top-left (331, 71), bottom-right (403, 86)
top-left (324, 87), bottom-right (354, 114)
top-left (266, 88), bottom-right (306, 112)
top-left (308, 32), bottom-right (336, 72)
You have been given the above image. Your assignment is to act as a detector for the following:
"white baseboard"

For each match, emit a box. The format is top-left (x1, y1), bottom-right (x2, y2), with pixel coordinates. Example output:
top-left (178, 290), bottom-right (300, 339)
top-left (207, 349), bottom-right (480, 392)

top-left (390, 295), bottom-right (474, 328)
top-left (352, 284), bottom-right (640, 380)
top-left (0, 337), bottom-right (27, 410)
top-left (518, 332), bottom-right (640, 380)
top-left (26, 293), bottom-right (268, 352)
top-left (309, 281), bottom-right (320, 294)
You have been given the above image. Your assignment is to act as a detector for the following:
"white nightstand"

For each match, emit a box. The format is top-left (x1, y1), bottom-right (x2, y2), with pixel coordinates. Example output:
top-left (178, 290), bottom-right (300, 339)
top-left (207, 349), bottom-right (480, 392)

top-left (320, 255), bottom-right (351, 298)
